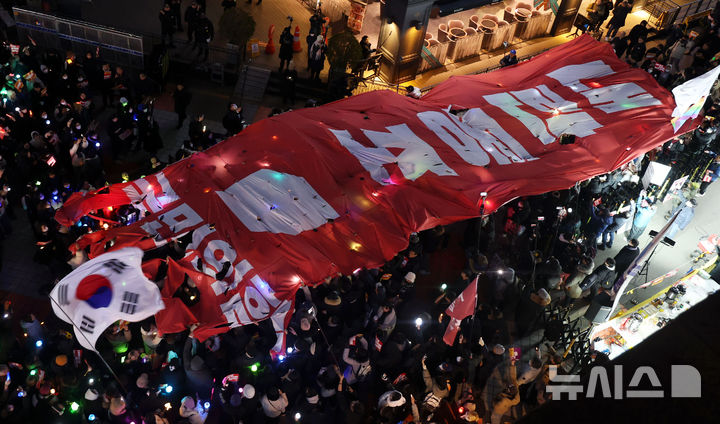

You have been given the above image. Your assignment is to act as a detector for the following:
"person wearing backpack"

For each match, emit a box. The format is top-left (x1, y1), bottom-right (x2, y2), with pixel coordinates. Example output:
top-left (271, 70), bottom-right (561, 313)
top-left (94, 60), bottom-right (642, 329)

top-left (580, 258), bottom-right (616, 299)
top-left (343, 334), bottom-right (371, 385)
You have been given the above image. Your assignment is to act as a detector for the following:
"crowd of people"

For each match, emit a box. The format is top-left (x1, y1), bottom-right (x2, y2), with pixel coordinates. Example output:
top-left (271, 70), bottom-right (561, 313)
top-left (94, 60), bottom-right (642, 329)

top-left (1, 3), bottom-right (720, 424)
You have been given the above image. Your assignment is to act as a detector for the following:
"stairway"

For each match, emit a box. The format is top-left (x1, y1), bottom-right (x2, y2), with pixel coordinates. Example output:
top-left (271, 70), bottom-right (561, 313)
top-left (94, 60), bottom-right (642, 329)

top-left (232, 65), bottom-right (272, 123)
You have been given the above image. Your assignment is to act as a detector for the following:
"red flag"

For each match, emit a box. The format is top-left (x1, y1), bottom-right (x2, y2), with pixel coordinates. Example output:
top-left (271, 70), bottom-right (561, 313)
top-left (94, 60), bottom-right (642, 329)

top-left (443, 277), bottom-right (478, 345)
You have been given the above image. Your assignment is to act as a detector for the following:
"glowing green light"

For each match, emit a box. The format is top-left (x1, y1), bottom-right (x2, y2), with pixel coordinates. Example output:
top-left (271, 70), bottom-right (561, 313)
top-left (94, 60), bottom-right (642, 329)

top-left (250, 363), bottom-right (259, 373)
top-left (271, 172), bottom-right (285, 181)
top-left (30, 369), bottom-right (37, 376)
top-left (70, 401), bottom-right (80, 413)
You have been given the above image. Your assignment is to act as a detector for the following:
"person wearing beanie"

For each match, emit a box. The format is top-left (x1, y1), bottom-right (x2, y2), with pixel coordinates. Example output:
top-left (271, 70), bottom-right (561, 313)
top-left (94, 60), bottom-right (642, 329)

top-left (183, 336), bottom-right (212, 398)
top-left (322, 290), bottom-right (342, 314)
top-left (492, 344), bottom-right (505, 356)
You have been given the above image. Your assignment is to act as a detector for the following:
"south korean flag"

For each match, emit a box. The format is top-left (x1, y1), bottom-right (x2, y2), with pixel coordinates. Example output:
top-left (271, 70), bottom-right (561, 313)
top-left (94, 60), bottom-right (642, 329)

top-left (50, 247), bottom-right (165, 350)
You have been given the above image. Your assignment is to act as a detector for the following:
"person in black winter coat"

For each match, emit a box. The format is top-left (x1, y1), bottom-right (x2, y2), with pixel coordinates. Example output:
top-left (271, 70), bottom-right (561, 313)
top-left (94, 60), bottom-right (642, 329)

top-left (222, 103), bottom-right (243, 136)
top-left (159, 4), bottom-right (176, 47)
top-left (612, 239), bottom-right (640, 282)
top-left (626, 37), bottom-right (647, 66)
top-left (611, 33), bottom-right (631, 58)
top-left (500, 50), bottom-right (518, 67)
top-left (282, 61), bottom-right (298, 105)
top-left (173, 83), bottom-right (192, 129)
top-left (185, 1), bottom-right (200, 42)
top-left (628, 20), bottom-right (649, 44)
top-left (600, 210), bottom-right (631, 250)
top-left (605, 0), bottom-right (631, 39)
top-left (580, 258), bottom-right (617, 298)
top-left (279, 26), bottom-right (294, 72)
top-left (193, 13), bottom-right (214, 61)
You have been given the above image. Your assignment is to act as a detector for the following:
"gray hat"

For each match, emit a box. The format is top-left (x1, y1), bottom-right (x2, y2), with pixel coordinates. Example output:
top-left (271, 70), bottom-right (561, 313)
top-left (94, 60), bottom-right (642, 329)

top-left (493, 344), bottom-right (505, 355)
top-left (242, 384), bottom-right (256, 399)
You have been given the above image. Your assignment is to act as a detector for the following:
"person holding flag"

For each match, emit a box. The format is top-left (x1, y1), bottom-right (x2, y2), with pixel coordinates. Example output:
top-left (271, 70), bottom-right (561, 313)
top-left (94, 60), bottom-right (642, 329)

top-left (49, 247), bottom-right (165, 352)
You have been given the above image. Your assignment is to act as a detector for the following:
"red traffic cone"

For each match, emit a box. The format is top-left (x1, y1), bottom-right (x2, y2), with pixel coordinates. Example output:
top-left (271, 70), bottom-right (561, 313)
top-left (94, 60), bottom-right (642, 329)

top-left (292, 26), bottom-right (302, 52)
top-left (265, 24), bottom-right (276, 55)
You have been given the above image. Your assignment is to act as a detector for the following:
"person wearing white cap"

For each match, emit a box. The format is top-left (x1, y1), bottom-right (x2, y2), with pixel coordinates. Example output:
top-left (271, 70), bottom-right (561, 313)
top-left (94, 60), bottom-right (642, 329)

top-left (397, 271), bottom-right (417, 302)
top-left (235, 384), bottom-right (259, 422)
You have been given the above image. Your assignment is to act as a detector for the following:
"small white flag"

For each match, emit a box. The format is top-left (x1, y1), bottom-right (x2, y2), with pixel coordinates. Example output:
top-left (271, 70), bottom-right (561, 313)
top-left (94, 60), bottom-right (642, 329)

top-left (50, 247), bottom-right (165, 350)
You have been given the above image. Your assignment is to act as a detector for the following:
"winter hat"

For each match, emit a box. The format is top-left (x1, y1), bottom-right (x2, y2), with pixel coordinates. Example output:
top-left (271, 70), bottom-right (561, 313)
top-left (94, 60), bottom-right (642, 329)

top-left (537, 288), bottom-right (551, 304)
top-left (300, 317), bottom-right (311, 331)
top-left (109, 396), bottom-right (127, 416)
top-left (324, 291), bottom-right (342, 306)
top-left (242, 384), bottom-right (256, 399)
top-left (181, 396), bottom-right (196, 410)
top-left (230, 393), bottom-right (242, 406)
top-left (55, 354), bottom-right (68, 367)
top-left (464, 411), bottom-right (480, 422)
top-left (39, 383), bottom-right (51, 396)
top-left (493, 344), bottom-right (505, 355)
top-left (136, 373), bottom-right (149, 389)
top-left (85, 388), bottom-right (99, 401)
top-left (190, 356), bottom-right (205, 371)
top-left (404, 272), bottom-right (416, 283)
top-left (305, 387), bottom-right (319, 404)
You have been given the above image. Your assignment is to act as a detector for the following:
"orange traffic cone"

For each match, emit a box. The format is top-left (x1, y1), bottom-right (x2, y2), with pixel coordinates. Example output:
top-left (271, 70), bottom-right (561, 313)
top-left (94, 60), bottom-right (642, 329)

top-left (322, 17), bottom-right (330, 44)
top-left (265, 25), bottom-right (275, 54)
top-left (292, 26), bottom-right (302, 52)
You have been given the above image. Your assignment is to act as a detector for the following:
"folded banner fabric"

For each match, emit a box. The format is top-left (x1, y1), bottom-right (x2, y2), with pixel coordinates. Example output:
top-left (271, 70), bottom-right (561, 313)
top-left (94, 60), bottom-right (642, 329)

top-left (54, 36), bottom-right (699, 349)
top-left (50, 247), bottom-right (165, 350)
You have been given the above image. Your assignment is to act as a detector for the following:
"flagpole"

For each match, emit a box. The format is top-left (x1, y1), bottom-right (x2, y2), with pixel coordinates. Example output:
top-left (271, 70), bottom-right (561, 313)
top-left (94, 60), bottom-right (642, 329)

top-left (470, 275), bottom-right (481, 344)
top-left (471, 192), bottom-right (488, 344)
top-left (48, 295), bottom-right (128, 395)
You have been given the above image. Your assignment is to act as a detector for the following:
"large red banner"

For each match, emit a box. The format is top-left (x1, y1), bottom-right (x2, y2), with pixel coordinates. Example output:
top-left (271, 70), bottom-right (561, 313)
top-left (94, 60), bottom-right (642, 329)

top-left (55, 36), bottom-right (697, 351)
